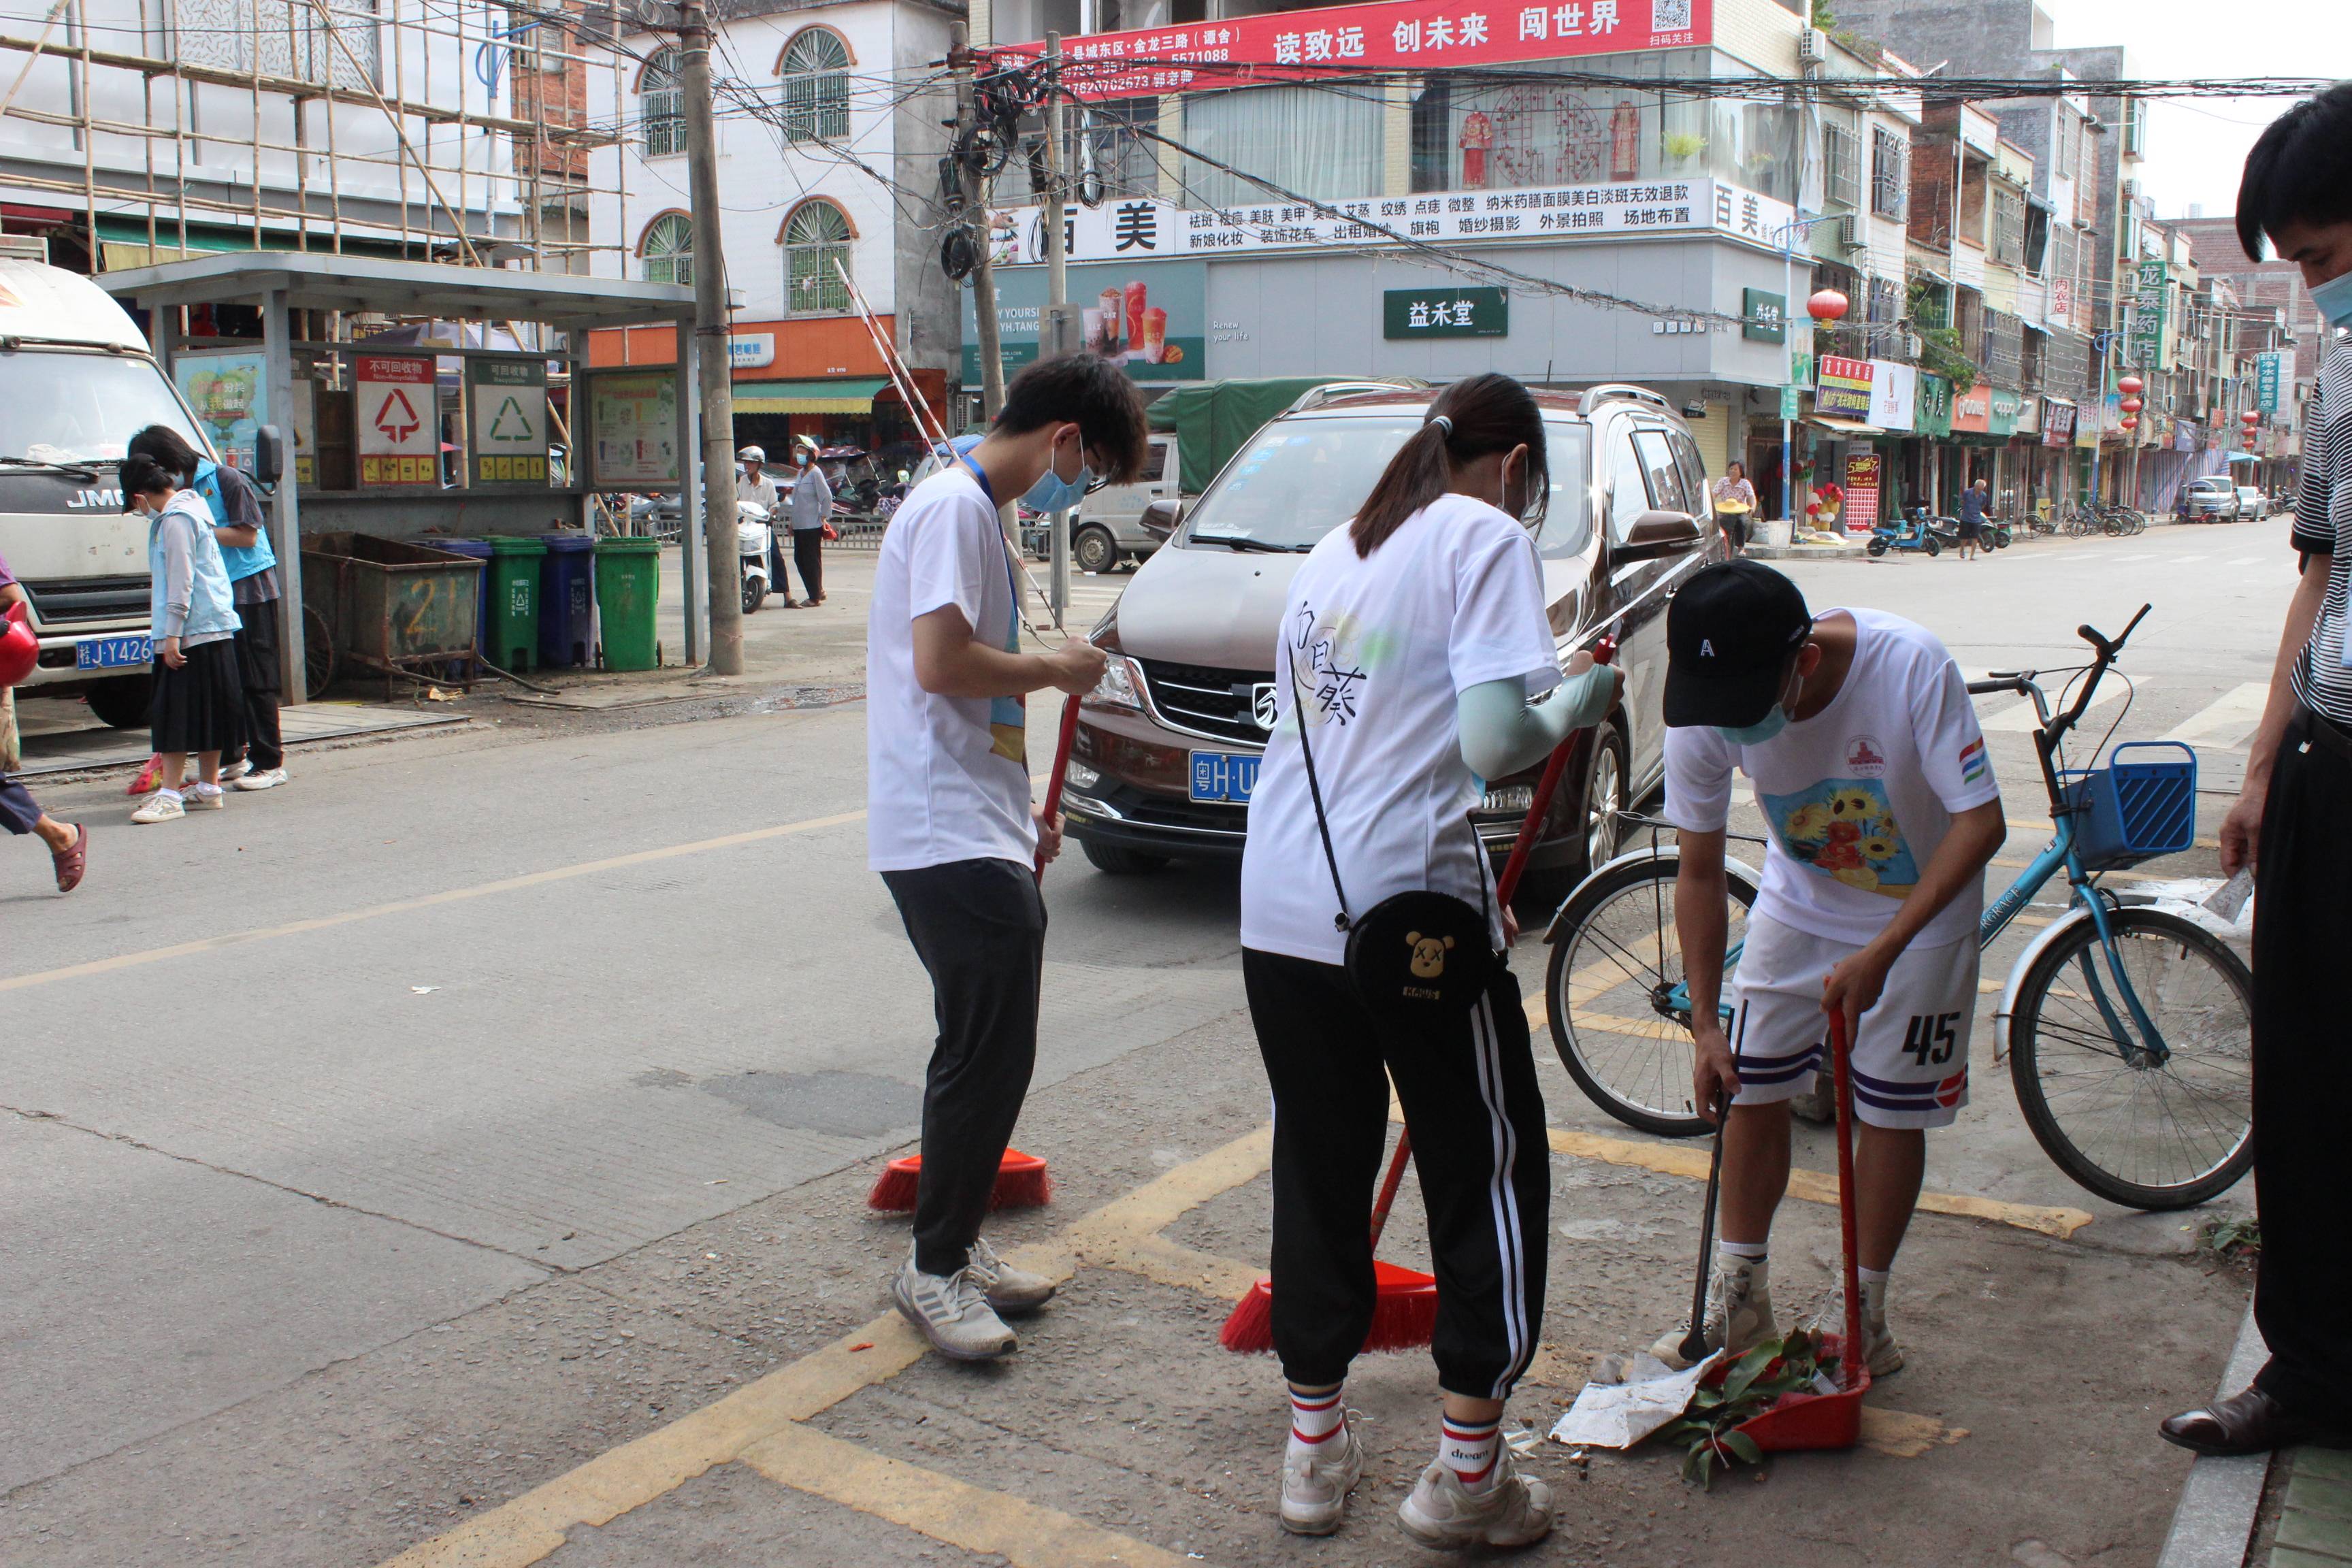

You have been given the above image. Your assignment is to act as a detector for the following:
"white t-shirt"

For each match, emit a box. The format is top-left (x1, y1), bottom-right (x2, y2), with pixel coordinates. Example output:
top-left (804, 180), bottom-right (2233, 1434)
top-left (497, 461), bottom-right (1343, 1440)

top-left (1664, 608), bottom-right (2000, 949)
top-left (866, 463), bottom-right (1036, 872)
top-left (737, 470), bottom-right (780, 517)
top-left (1240, 494), bottom-right (1562, 965)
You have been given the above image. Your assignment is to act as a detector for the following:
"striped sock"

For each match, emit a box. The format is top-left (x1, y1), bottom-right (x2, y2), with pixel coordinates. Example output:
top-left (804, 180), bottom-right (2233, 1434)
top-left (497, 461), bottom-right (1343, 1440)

top-left (1438, 1414), bottom-right (1501, 1492)
top-left (1288, 1386), bottom-right (1345, 1452)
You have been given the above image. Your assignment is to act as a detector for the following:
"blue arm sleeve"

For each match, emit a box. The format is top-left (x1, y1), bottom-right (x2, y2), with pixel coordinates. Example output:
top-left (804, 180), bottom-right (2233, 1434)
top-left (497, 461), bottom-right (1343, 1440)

top-left (1457, 664), bottom-right (1617, 781)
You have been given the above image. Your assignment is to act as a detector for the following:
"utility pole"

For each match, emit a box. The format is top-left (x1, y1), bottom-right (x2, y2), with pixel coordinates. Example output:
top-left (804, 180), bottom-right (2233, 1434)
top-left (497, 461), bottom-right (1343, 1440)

top-left (951, 23), bottom-right (1007, 423)
top-left (1041, 31), bottom-right (1074, 628)
top-left (680, 0), bottom-right (742, 674)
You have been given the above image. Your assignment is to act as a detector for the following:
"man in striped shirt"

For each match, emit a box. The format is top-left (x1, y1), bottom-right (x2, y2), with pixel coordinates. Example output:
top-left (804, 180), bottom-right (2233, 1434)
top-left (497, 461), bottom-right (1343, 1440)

top-left (2161, 83), bottom-right (2352, 1459)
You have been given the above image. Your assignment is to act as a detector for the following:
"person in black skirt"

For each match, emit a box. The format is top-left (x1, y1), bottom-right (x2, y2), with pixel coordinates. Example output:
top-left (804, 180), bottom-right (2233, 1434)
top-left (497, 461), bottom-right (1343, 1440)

top-left (123, 456), bottom-right (244, 825)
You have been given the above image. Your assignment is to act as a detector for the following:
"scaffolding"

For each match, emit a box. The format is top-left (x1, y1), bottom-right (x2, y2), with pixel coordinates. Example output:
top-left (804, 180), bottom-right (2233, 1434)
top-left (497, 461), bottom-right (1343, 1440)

top-left (0, 0), bottom-right (633, 276)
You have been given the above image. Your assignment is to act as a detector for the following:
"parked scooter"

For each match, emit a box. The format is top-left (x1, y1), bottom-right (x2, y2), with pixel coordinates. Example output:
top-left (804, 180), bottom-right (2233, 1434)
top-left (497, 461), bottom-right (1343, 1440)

top-left (1867, 508), bottom-right (1944, 558)
top-left (738, 500), bottom-right (774, 614)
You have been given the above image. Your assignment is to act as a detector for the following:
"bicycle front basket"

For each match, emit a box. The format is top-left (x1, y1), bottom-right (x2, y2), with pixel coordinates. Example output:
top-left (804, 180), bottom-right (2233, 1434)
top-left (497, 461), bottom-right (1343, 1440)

top-left (2058, 742), bottom-right (2198, 870)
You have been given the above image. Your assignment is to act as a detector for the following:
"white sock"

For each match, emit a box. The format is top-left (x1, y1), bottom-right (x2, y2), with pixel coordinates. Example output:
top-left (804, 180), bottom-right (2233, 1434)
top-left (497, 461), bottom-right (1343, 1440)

top-left (1438, 1414), bottom-right (1501, 1492)
top-left (156, 787), bottom-right (183, 803)
top-left (1857, 1265), bottom-right (1890, 1285)
top-left (1718, 1239), bottom-right (1768, 1263)
top-left (1288, 1386), bottom-right (1344, 1456)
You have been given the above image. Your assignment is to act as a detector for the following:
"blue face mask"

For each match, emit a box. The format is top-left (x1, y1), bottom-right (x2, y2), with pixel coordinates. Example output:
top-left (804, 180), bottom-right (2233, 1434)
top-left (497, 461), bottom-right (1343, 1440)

top-left (2312, 268), bottom-right (2352, 329)
top-left (1716, 706), bottom-right (1791, 747)
top-left (1021, 444), bottom-right (1094, 512)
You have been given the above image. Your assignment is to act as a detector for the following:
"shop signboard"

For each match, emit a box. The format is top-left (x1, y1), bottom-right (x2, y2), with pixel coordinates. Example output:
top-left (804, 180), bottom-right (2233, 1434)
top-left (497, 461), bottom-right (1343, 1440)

top-left (2174, 418), bottom-right (2198, 453)
top-left (1988, 387), bottom-right (2024, 437)
top-left (1815, 355), bottom-right (1873, 421)
top-left (2257, 349), bottom-right (2286, 413)
top-left (175, 350), bottom-right (267, 472)
top-left (587, 368), bottom-right (680, 489)
top-left (962, 259), bottom-right (1206, 385)
top-left (1951, 381), bottom-right (1992, 434)
top-left (1000, 0), bottom-right (1713, 103)
top-left (987, 177), bottom-right (1795, 265)
top-left (1844, 450), bottom-right (1882, 536)
top-left (1384, 286), bottom-right (1509, 338)
top-left (2042, 399), bottom-right (2076, 446)
top-left (467, 357), bottom-right (549, 487)
top-left (1742, 287), bottom-right (1784, 344)
top-left (728, 333), bottom-right (777, 370)
top-left (1866, 359), bottom-right (1916, 433)
top-left (2128, 257), bottom-right (2167, 365)
top-left (355, 354), bottom-right (438, 487)
top-left (1778, 383), bottom-right (1801, 421)
top-left (1916, 373), bottom-right (1953, 439)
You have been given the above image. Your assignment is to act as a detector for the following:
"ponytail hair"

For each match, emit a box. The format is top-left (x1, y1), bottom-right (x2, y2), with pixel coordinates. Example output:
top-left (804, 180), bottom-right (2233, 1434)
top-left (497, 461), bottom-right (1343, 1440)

top-left (1349, 372), bottom-right (1550, 557)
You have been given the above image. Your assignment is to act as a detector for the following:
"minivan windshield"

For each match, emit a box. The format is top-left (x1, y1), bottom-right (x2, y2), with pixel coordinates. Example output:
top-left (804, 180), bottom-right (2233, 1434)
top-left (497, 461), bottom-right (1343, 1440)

top-left (0, 349), bottom-right (204, 466)
top-left (1184, 416), bottom-right (1593, 559)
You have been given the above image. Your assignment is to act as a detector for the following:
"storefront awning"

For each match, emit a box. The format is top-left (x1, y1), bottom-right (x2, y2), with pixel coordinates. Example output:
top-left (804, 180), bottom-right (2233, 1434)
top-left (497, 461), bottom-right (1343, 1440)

top-left (1807, 415), bottom-right (1884, 437)
top-left (732, 377), bottom-right (890, 414)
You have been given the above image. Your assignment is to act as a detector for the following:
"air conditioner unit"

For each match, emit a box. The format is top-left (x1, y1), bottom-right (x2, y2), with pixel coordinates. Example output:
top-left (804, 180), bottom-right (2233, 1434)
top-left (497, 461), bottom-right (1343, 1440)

top-left (1904, 331), bottom-right (1924, 359)
top-left (1837, 213), bottom-right (1862, 250)
top-left (1797, 27), bottom-right (1825, 65)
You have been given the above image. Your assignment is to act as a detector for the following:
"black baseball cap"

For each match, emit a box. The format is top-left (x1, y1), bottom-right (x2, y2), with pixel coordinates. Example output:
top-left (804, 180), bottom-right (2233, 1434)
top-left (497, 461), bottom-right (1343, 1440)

top-left (1663, 560), bottom-right (1814, 728)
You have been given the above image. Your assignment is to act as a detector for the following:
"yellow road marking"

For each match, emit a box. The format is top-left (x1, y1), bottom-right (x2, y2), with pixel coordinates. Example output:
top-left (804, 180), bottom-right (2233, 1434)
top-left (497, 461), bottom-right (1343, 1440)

top-left (741, 1424), bottom-right (1186, 1568)
top-left (1, 808), bottom-right (871, 995)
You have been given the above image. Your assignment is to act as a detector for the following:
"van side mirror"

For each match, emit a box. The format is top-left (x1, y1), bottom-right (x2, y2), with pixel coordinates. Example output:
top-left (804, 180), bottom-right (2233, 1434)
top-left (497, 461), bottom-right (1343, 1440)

top-left (1139, 497), bottom-right (1183, 540)
top-left (1614, 510), bottom-right (1703, 563)
top-left (253, 425), bottom-right (287, 487)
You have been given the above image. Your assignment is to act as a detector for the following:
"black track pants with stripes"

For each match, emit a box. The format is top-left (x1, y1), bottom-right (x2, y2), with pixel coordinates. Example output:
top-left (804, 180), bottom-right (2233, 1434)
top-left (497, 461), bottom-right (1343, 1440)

top-left (1244, 948), bottom-right (1550, 1399)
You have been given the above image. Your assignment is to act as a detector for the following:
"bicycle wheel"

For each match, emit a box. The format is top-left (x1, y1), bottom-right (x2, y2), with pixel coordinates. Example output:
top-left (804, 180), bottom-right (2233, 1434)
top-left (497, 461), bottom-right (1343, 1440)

top-left (2008, 908), bottom-right (2253, 1209)
top-left (1546, 850), bottom-right (1760, 1138)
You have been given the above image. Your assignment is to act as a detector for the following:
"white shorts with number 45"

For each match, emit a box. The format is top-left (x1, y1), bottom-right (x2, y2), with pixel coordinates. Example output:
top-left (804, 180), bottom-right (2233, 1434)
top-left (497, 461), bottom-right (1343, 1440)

top-left (1727, 913), bottom-right (1980, 1130)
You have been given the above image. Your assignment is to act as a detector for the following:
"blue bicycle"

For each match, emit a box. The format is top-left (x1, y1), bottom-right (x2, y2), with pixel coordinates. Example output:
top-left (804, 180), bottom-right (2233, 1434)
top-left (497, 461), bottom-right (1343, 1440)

top-left (1543, 607), bottom-right (2254, 1211)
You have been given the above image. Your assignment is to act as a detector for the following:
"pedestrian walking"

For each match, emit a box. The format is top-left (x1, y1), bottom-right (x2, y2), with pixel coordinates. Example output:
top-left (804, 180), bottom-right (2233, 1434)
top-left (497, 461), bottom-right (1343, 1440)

top-left (736, 446), bottom-right (789, 606)
top-left (0, 550), bottom-right (87, 889)
top-left (866, 353), bottom-right (1143, 1362)
top-left (1650, 561), bottom-right (2006, 1379)
top-left (1955, 476), bottom-right (1989, 561)
top-left (122, 456), bottom-right (243, 825)
top-left (1710, 461), bottom-right (1757, 554)
top-left (786, 442), bottom-right (833, 606)
top-left (1237, 374), bottom-right (1620, 1548)
top-left (128, 427), bottom-right (287, 790)
top-left (2161, 82), bottom-right (2352, 1458)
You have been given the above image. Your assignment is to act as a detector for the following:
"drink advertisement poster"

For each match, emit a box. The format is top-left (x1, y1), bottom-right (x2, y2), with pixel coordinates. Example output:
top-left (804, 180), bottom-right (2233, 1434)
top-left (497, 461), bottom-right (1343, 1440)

top-left (963, 260), bottom-right (1205, 385)
top-left (1843, 451), bottom-right (1881, 535)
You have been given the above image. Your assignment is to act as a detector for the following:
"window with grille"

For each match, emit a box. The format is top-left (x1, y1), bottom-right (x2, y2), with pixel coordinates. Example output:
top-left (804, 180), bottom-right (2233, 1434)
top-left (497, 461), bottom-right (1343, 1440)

top-left (641, 212), bottom-right (692, 287)
top-left (784, 201), bottom-right (852, 316)
top-left (642, 48), bottom-right (685, 159)
top-left (1871, 127), bottom-right (1908, 220)
top-left (2055, 111), bottom-right (2078, 180)
top-left (1982, 310), bottom-right (2024, 385)
top-left (1865, 275), bottom-right (1904, 358)
top-left (1823, 122), bottom-right (1859, 209)
top-left (1992, 187), bottom-right (2025, 265)
top-left (779, 29), bottom-right (850, 143)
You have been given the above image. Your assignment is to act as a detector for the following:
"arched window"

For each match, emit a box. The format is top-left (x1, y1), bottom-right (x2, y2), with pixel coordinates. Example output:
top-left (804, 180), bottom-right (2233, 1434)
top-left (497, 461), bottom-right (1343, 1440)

top-left (640, 47), bottom-right (685, 158)
top-left (782, 200), bottom-right (852, 316)
top-left (640, 212), bottom-right (693, 287)
top-left (779, 29), bottom-right (850, 143)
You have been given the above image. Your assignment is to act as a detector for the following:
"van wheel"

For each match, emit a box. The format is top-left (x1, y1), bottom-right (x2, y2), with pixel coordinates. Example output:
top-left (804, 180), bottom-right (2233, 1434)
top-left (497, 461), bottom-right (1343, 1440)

top-left (1080, 838), bottom-right (1169, 875)
top-left (83, 672), bottom-right (152, 729)
top-left (1073, 525), bottom-right (1120, 574)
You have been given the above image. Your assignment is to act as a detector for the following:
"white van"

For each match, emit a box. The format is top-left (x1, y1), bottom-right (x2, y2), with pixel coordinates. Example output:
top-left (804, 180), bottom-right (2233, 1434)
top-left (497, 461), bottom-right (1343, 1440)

top-left (1070, 432), bottom-right (1176, 574)
top-left (0, 259), bottom-right (214, 725)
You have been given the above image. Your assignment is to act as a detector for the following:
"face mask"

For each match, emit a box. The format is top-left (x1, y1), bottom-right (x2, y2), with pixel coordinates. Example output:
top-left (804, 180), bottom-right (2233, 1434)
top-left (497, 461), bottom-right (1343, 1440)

top-left (794, 453), bottom-right (808, 466)
top-left (2312, 268), bottom-right (2352, 329)
top-left (1021, 441), bottom-right (1093, 512)
top-left (1716, 706), bottom-right (1791, 747)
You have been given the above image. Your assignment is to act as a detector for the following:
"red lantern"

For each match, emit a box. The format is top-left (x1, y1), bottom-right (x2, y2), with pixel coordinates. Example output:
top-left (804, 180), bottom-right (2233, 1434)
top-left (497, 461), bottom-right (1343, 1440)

top-left (2117, 374), bottom-right (2144, 395)
top-left (2121, 396), bottom-right (2144, 413)
top-left (1806, 289), bottom-right (1850, 323)
top-left (2120, 415), bottom-right (2139, 430)
top-left (2242, 410), bottom-right (2261, 425)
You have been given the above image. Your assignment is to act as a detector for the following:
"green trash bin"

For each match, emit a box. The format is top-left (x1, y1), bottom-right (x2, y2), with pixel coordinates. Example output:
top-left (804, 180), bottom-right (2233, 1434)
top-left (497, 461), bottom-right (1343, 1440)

top-left (482, 536), bottom-right (545, 674)
top-left (593, 536), bottom-right (663, 671)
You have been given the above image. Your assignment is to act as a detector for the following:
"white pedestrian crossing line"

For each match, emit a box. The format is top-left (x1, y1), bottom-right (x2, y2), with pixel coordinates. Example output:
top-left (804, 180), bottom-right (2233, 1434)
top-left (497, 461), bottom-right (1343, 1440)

top-left (2226, 557), bottom-right (2268, 567)
top-left (2162, 682), bottom-right (2270, 751)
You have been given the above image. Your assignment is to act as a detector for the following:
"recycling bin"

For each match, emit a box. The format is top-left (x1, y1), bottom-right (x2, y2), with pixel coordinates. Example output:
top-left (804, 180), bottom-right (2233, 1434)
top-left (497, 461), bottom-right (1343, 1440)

top-left (593, 536), bottom-right (662, 671)
top-left (483, 536), bottom-right (545, 673)
top-left (538, 533), bottom-right (595, 669)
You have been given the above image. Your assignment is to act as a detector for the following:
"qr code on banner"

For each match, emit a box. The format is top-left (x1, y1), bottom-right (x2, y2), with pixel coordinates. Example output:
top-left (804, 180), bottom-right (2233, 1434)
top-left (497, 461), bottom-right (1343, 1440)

top-left (1651, 0), bottom-right (1693, 27)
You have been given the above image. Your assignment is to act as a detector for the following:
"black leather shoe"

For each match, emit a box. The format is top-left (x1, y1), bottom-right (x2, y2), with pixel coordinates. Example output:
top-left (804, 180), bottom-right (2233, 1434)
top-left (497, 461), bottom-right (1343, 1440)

top-left (2160, 1387), bottom-right (2346, 1456)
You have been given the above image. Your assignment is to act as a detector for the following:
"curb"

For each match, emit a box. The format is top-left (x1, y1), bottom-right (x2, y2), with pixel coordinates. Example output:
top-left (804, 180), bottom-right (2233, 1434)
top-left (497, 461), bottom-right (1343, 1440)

top-left (1745, 542), bottom-right (1871, 561)
top-left (2158, 1306), bottom-right (2271, 1568)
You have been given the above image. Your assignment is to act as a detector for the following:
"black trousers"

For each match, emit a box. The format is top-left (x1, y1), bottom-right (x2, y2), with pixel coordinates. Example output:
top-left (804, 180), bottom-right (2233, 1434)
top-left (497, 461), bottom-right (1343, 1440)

top-left (2251, 708), bottom-right (2352, 1418)
top-left (229, 597), bottom-right (284, 771)
top-left (792, 529), bottom-right (824, 602)
top-left (882, 857), bottom-right (1046, 1277)
top-left (1243, 949), bottom-right (1549, 1399)
top-left (1, 776), bottom-right (40, 835)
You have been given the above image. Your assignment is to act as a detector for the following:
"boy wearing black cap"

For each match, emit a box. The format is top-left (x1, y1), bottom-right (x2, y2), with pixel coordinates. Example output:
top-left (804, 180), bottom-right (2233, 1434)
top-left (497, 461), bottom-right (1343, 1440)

top-left (1652, 560), bottom-right (2005, 1375)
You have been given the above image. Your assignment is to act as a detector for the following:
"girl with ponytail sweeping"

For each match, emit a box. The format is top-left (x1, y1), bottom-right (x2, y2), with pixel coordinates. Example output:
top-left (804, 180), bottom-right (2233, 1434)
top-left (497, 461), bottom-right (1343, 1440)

top-left (1237, 375), bottom-right (1620, 1547)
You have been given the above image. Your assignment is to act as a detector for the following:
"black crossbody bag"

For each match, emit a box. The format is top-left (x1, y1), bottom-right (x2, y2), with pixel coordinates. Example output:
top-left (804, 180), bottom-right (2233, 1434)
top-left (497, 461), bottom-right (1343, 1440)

top-left (1290, 692), bottom-right (1500, 1016)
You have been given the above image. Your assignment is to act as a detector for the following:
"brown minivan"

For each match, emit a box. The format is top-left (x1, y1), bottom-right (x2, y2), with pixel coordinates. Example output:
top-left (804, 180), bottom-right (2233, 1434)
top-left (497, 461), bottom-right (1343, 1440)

top-left (1062, 382), bottom-right (1726, 898)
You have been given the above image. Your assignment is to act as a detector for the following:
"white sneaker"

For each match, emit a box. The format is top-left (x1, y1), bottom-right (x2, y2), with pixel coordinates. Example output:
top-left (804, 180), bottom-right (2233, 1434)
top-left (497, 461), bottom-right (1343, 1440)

top-left (131, 791), bottom-right (186, 824)
top-left (1650, 1252), bottom-right (1776, 1369)
top-left (217, 759), bottom-right (250, 783)
top-left (1396, 1448), bottom-right (1553, 1549)
top-left (234, 767), bottom-right (288, 791)
top-left (1805, 1280), bottom-right (1905, 1377)
top-left (966, 1237), bottom-right (1055, 1315)
top-left (890, 1249), bottom-right (1016, 1361)
top-left (187, 783), bottom-right (226, 811)
top-left (1279, 1418), bottom-right (1362, 1536)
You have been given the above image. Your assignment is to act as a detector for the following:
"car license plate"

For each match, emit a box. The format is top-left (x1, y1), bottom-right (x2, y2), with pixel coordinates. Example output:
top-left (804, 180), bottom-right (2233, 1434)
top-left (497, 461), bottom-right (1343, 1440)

top-left (1189, 750), bottom-right (1259, 804)
top-left (75, 633), bottom-right (153, 670)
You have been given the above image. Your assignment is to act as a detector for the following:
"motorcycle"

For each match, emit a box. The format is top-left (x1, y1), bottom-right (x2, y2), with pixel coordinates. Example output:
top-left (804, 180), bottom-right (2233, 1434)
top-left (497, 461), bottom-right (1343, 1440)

top-left (1867, 510), bottom-right (1944, 559)
top-left (738, 500), bottom-right (774, 614)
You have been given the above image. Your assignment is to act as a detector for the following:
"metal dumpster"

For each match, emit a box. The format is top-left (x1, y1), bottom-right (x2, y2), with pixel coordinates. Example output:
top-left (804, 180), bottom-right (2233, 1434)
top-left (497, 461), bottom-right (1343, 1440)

top-left (301, 531), bottom-right (483, 694)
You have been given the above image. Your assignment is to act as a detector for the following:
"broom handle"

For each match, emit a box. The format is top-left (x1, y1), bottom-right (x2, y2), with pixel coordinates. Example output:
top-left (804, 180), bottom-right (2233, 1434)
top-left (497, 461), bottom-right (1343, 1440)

top-left (1830, 1010), bottom-right (1863, 1392)
top-left (1034, 692), bottom-right (1084, 881)
top-left (1492, 636), bottom-right (1616, 908)
top-left (1368, 1128), bottom-right (1411, 1252)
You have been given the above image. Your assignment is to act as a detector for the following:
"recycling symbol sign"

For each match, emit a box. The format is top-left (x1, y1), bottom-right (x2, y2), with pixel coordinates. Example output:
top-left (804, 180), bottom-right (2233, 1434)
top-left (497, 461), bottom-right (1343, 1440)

top-left (468, 357), bottom-right (550, 484)
top-left (488, 395), bottom-right (534, 442)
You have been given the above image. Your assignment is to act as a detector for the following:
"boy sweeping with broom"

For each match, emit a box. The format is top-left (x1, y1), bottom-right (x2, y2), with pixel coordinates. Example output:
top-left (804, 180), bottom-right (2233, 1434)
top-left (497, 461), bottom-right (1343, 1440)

top-left (1652, 561), bottom-right (2004, 1376)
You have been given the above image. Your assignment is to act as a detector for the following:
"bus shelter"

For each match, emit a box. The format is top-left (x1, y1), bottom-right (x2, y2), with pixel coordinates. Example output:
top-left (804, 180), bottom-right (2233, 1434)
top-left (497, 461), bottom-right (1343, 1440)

top-left (101, 252), bottom-right (703, 699)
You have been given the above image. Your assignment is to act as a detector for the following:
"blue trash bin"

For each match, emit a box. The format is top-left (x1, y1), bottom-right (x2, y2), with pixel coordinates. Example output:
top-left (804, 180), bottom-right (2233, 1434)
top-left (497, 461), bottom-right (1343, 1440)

top-left (437, 540), bottom-right (493, 653)
top-left (538, 534), bottom-right (596, 668)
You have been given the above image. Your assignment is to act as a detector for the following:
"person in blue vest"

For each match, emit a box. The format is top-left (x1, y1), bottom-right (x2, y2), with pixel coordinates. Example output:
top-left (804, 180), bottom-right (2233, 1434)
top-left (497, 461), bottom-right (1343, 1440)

top-left (122, 455), bottom-right (242, 824)
top-left (129, 427), bottom-right (287, 791)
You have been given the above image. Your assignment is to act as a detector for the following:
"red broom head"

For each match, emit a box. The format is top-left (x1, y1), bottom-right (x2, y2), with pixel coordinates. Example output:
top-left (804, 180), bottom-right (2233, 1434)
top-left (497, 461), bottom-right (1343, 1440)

top-left (127, 754), bottom-right (162, 796)
top-left (864, 1158), bottom-right (921, 1213)
top-left (1219, 1277), bottom-right (1277, 1354)
top-left (1360, 1262), bottom-right (1440, 1354)
top-left (865, 1149), bottom-right (1054, 1213)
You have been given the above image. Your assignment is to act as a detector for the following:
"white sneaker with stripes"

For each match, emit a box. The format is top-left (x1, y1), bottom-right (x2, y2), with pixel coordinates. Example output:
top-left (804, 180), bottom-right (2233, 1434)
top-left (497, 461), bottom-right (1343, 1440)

top-left (890, 1247), bottom-right (1016, 1361)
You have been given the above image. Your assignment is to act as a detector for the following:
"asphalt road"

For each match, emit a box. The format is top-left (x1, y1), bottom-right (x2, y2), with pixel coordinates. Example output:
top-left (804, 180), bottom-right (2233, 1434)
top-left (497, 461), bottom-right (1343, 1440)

top-left (0, 516), bottom-right (2291, 1565)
